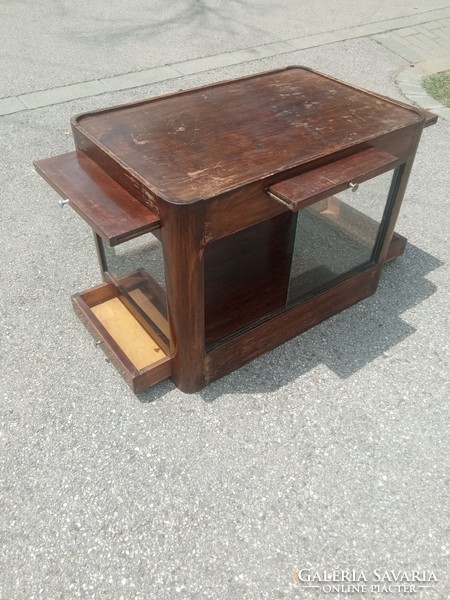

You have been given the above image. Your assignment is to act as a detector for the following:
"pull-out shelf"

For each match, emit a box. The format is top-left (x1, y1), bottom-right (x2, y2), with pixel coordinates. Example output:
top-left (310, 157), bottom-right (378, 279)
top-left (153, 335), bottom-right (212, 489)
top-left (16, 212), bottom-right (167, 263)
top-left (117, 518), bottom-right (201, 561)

top-left (34, 151), bottom-right (160, 245)
top-left (268, 147), bottom-right (400, 212)
top-left (34, 151), bottom-right (170, 392)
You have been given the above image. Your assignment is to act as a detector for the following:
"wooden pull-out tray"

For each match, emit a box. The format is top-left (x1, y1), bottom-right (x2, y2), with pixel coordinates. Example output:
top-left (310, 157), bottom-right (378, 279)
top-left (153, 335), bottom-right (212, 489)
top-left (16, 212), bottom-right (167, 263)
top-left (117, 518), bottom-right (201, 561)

top-left (72, 282), bottom-right (171, 392)
top-left (34, 151), bottom-right (160, 246)
top-left (268, 147), bottom-right (400, 212)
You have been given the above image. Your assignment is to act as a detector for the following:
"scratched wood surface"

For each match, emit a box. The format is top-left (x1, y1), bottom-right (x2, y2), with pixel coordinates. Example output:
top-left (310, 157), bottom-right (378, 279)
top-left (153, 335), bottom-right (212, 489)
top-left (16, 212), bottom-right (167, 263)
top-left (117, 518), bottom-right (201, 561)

top-left (268, 147), bottom-right (399, 212)
top-left (34, 151), bottom-right (160, 245)
top-left (72, 67), bottom-right (421, 203)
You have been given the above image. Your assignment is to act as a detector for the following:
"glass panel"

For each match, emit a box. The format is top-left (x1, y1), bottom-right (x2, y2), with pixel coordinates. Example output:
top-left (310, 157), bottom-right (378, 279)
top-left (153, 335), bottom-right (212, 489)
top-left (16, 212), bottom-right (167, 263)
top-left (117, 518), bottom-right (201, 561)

top-left (101, 232), bottom-right (170, 349)
top-left (103, 233), bottom-right (166, 290)
top-left (287, 168), bottom-right (396, 305)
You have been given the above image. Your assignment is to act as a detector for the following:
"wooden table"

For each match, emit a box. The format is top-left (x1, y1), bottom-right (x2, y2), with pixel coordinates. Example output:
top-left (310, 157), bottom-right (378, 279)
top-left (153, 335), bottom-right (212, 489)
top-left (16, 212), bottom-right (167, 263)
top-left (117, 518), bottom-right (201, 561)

top-left (34, 67), bottom-right (436, 393)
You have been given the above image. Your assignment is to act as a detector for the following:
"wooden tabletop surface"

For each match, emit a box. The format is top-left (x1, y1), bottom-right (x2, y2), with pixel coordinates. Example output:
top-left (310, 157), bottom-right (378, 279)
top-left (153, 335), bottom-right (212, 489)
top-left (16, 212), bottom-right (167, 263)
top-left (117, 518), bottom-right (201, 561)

top-left (73, 67), bottom-right (422, 203)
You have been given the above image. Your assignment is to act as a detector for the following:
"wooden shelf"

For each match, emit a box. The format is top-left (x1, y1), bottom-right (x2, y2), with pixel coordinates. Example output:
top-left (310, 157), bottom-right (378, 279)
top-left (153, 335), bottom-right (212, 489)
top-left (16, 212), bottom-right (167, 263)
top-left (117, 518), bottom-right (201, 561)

top-left (34, 151), bottom-right (160, 246)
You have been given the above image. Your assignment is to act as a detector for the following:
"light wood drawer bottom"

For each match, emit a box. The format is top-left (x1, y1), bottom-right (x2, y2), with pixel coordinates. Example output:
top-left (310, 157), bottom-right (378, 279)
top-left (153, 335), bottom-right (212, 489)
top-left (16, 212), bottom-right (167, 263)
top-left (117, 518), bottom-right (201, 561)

top-left (72, 282), bottom-right (171, 392)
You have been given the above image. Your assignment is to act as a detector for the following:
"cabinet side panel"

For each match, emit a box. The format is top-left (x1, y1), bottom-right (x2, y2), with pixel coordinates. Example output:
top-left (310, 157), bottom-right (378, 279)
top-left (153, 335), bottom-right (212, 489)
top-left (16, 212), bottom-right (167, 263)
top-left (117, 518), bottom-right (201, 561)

top-left (204, 212), bottom-right (297, 346)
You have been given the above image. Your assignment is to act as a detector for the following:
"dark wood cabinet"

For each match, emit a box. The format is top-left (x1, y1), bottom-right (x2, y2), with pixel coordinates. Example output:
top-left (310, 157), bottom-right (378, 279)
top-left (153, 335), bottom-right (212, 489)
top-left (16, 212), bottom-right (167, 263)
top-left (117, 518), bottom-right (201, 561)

top-left (34, 67), bottom-right (436, 393)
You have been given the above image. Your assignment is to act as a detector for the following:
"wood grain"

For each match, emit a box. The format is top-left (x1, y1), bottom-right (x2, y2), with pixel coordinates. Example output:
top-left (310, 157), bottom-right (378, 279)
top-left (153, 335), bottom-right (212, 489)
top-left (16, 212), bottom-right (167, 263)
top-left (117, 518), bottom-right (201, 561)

top-left (159, 202), bottom-right (206, 392)
top-left (34, 151), bottom-right (160, 246)
top-left (205, 266), bottom-right (378, 383)
top-left (91, 297), bottom-right (165, 370)
top-left (72, 66), bottom-right (423, 204)
top-left (204, 212), bottom-right (297, 346)
top-left (268, 147), bottom-right (399, 211)
top-left (72, 284), bottom-right (172, 392)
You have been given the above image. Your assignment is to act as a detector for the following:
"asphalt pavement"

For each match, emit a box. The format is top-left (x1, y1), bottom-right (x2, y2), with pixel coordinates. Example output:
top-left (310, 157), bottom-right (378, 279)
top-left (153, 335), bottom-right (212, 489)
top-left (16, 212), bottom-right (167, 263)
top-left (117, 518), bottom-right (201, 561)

top-left (1, 2), bottom-right (449, 599)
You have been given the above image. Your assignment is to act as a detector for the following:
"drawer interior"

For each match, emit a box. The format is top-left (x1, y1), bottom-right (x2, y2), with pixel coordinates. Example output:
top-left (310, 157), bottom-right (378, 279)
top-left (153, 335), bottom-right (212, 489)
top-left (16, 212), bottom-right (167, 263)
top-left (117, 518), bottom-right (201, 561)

top-left (72, 282), bottom-right (172, 392)
top-left (91, 296), bottom-right (165, 370)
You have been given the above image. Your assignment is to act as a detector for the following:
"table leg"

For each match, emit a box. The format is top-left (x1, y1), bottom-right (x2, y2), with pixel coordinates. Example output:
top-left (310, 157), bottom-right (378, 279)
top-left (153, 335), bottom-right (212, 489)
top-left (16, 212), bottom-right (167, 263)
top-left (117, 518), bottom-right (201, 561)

top-left (160, 202), bottom-right (206, 393)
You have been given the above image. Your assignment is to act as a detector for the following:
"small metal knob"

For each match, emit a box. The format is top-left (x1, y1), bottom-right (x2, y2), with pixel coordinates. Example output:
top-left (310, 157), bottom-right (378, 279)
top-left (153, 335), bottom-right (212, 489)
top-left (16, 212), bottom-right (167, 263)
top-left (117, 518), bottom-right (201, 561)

top-left (59, 198), bottom-right (70, 208)
top-left (349, 182), bottom-right (359, 193)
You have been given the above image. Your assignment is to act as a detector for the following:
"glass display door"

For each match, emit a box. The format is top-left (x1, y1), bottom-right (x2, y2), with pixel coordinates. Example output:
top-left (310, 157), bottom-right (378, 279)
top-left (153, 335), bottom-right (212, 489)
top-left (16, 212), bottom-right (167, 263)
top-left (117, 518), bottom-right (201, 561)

top-left (98, 231), bottom-right (171, 354)
top-left (286, 166), bottom-right (401, 305)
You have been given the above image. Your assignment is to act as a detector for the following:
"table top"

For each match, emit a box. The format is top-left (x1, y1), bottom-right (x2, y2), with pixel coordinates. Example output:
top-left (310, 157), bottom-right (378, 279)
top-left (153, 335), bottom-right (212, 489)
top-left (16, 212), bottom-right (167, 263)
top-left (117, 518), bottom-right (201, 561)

top-left (73, 66), bottom-right (422, 203)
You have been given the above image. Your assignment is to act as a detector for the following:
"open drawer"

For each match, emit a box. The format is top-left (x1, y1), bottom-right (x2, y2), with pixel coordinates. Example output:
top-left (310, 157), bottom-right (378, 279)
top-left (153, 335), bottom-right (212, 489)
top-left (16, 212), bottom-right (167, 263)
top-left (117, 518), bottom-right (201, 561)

top-left (35, 151), bottom-right (172, 392)
top-left (72, 282), bottom-right (172, 392)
